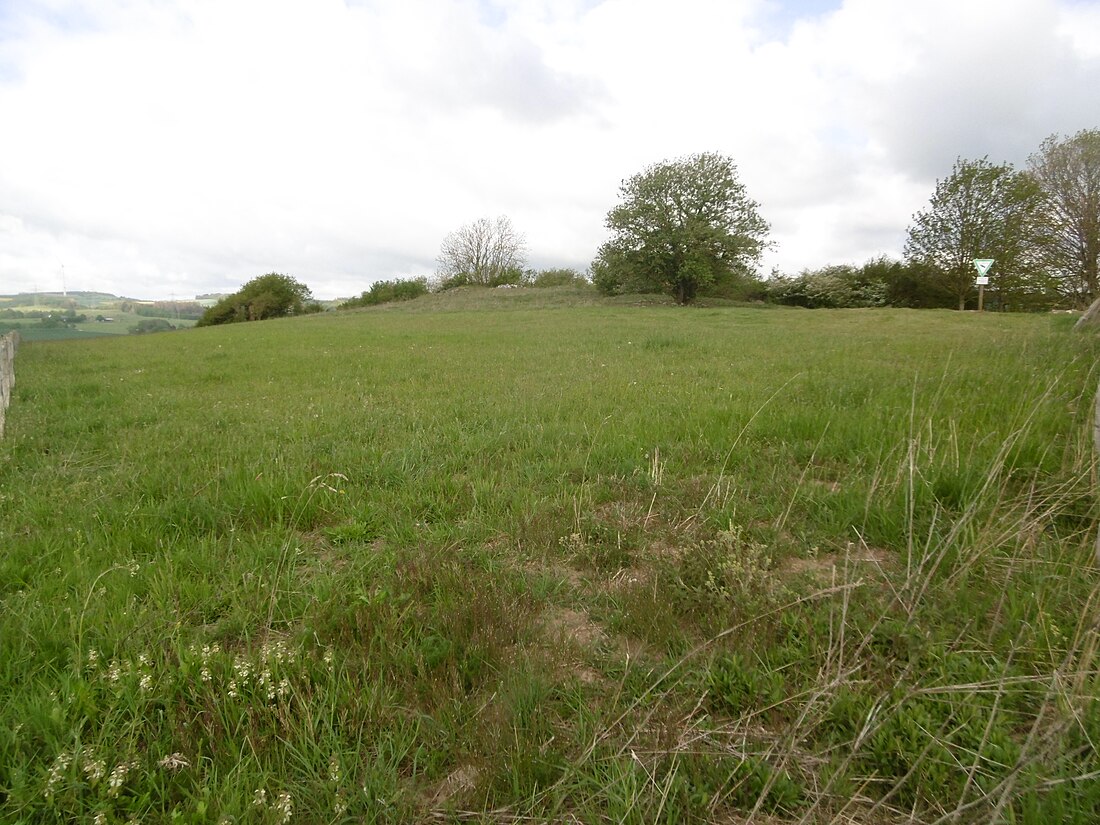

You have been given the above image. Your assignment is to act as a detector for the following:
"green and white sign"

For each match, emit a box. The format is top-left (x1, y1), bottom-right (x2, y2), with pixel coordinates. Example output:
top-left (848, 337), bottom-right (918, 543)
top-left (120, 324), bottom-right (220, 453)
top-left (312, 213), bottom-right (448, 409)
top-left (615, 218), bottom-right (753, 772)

top-left (973, 259), bottom-right (994, 285)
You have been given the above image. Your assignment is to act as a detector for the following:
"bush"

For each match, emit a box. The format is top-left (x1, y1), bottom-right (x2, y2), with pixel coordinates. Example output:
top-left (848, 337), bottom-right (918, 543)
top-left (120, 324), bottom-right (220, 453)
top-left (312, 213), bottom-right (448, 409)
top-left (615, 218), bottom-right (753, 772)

top-left (530, 268), bottom-right (588, 288)
top-left (341, 278), bottom-right (429, 308)
top-left (196, 274), bottom-right (315, 327)
top-left (129, 318), bottom-right (176, 334)
top-left (767, 264), bottom-right (888, 308)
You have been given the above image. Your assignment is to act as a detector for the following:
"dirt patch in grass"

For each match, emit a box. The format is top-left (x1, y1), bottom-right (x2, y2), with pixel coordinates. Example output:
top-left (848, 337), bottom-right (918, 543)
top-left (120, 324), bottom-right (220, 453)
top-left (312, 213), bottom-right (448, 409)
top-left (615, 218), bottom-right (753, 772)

top-left (778, 544), bottom-right (896, 581)
top-left (543, 605), bottom-right (606, 648)
top-left (422, 764), bottom-right (480, 808)
top-left (540, 606), bottom-right (606, 685)
top-left (809, 477), bottom-right (842, 493)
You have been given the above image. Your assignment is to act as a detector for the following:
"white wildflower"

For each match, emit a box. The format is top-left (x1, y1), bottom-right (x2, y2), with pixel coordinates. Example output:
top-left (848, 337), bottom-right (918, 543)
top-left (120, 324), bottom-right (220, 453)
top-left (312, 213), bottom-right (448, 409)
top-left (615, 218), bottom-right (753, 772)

top-left (328, 755), bottom-right (341, 784)
top-left (139, 673), bottom-right (153, 693)
top-left (200, 666), bottom-right (212, 683)
top-left (227, 680), bottom-right (238, 699)
top-left (233, 657), bottom-right (252, 683)
top-left (273, 791), bottom-right (293, 823)
top-left (253, 788), bottom-right (267, 808)
top-left (81, 749), bottom-right (106, 783)
top-left (158, 753), bottom-right (190, 771)
top-left (44, 751), bottom-right (71, 799)
top-left (107, 761), bottom-right (132, 797)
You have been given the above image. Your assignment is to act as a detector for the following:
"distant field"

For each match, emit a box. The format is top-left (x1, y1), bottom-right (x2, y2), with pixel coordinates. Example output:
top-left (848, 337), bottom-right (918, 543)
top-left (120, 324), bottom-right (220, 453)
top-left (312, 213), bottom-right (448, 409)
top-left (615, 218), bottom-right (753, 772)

top-left (0, 326), bottom-right (113, 342)
top-left (1, 297), bottom-right (1099, 823)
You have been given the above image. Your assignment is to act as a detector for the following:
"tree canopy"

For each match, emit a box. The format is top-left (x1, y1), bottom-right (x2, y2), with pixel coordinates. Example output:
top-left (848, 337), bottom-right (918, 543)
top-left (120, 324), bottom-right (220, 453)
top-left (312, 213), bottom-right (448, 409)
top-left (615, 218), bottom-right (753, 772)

top-left (1028, 129), bottom-right (1100, 306)
top-left (904, 157), bottom-right (1050, 310)
top-left (436, 216), bottom-right (527, 288)
top-left (592, 153), bottom-right (770, 304)
top-left (196, 274), bottom-right (318, 327)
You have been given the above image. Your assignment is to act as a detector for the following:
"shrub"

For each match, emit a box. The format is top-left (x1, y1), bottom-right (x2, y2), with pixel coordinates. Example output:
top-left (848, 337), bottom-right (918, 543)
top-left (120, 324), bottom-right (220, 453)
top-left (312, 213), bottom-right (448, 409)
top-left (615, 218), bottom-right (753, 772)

top-left (342, 278), bottom-right (429, 308)
top-left (767, 265), bottom-right (887, 308)
top-left (129, 318), bottom-right (176, 334)
top-left (530, 268), bottom-right (588, 288)
top-left (196, 274), bottom-right (315, 327)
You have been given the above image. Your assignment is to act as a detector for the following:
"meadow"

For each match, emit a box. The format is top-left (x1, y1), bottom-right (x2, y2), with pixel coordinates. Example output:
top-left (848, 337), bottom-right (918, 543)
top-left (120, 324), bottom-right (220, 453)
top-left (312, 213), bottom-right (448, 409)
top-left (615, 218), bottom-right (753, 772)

top-left (1, 290), bottom-right (1099, 823)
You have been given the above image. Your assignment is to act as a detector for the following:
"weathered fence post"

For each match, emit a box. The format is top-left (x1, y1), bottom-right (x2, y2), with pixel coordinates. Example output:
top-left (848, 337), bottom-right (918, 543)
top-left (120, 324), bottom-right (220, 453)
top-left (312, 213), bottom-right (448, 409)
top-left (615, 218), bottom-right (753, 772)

top-left (1076, 296), bottom-right (1100, 330)
top-left (1095, 381), bottom-right (1100, 565)
top-left (0, 331), bottom-right (18, 439)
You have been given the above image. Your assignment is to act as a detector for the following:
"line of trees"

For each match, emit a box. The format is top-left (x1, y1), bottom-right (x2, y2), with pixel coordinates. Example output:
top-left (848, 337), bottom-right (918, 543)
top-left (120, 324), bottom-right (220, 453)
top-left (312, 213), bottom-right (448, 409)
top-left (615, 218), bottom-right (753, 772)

top-left (210, 130), bottom-right (1099, 320)
top-left (134, 301), bottom-right (205, 320)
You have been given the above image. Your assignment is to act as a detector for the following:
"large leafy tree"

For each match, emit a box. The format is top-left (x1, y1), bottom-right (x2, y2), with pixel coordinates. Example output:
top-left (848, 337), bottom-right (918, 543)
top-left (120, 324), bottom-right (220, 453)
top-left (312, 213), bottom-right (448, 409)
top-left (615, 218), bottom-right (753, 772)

top-left (1028, 129), bottom-right (1100, 307)
top-left (904, 157), bottom-right (1050, 310)
top-left (592, 153), bottom-right (770, 305)
top-left (436, 216), bottom-right (527, 288)
top-left (196, 273), bottom-right (317, 327)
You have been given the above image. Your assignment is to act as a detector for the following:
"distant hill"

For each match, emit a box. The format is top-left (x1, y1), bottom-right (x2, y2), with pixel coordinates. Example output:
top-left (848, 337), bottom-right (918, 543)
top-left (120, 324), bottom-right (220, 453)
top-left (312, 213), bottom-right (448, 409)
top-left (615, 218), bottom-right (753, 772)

top-left (0, 291), bottom-right (220, 309)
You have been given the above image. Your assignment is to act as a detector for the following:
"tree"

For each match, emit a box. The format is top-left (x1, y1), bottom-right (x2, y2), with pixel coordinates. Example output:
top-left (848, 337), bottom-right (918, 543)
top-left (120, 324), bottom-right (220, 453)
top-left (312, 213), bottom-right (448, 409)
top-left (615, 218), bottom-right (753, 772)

top-left (904, 157), bottom-right (1049, 310)
top-left (436, 216), bottom-right (527, 288)
top-left (592, 153), bottom-right (770, 305)
top-left (1028, 129), bottom-right (1100, 306)
top-left (196, 273), bottom-right (317, 327)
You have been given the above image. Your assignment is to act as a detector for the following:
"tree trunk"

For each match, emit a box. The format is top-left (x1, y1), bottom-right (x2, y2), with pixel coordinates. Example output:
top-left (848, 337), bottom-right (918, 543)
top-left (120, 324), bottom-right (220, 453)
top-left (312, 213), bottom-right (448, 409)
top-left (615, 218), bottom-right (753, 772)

top-left (1075, 296), bottom-right (1100, 330)
top-left (958, 295), bottom-right (966, 311)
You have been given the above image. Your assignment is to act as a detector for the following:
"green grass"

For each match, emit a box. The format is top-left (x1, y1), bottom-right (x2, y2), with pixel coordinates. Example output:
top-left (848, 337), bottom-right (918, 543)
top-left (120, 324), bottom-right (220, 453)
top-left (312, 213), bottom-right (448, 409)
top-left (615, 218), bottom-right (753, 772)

top-left (2, 295), bottom-right (1099, 823)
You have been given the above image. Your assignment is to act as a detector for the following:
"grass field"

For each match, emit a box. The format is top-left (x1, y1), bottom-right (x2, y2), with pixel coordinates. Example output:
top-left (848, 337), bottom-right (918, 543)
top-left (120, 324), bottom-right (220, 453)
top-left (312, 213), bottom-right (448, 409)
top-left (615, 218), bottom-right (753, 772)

top-left (2, 293), bottom-right (1099, 823)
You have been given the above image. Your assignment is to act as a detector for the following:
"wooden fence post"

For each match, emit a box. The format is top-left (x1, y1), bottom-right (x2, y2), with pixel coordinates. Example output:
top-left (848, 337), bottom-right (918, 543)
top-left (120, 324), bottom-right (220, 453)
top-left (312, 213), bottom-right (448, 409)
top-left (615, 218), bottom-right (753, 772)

top-left (1095, 381), bottom-right (1100, 565)
top-left (0, 331), bottom-right (17, 439)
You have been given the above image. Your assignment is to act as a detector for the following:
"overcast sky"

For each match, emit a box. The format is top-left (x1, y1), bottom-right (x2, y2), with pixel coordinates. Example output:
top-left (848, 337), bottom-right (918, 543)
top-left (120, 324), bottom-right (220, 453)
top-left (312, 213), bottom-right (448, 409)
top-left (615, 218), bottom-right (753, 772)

top-left (1, 0), bottom-right (1098, 300)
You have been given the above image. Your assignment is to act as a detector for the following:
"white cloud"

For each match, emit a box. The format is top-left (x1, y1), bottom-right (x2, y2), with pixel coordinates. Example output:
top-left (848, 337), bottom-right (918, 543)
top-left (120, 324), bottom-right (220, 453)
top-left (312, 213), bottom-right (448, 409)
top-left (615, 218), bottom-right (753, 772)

top-left (0, 0), bottom-right (1097, 298)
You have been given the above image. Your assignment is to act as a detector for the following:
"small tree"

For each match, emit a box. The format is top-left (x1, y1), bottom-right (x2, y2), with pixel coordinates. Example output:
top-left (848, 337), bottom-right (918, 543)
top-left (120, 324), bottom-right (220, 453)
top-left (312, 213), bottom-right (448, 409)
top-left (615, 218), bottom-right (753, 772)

top-left (437, 216), bottom-right (527, 288)
top-left (592, 153), bottom-right (770, 305)
top-left (196, 274), bottom-right (316, 327)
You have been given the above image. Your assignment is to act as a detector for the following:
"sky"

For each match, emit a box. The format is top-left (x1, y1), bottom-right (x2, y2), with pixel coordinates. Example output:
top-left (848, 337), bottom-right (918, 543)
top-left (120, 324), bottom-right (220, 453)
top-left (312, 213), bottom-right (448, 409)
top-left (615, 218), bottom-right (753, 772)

top-left (1, 0), bottom-right (1098, 301)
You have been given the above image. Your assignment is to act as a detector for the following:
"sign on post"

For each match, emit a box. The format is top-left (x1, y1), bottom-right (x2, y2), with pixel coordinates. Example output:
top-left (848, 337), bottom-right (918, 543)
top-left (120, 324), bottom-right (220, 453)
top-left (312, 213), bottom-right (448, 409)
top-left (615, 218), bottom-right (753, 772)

top-left (972, 259), bottom-right (994, 311)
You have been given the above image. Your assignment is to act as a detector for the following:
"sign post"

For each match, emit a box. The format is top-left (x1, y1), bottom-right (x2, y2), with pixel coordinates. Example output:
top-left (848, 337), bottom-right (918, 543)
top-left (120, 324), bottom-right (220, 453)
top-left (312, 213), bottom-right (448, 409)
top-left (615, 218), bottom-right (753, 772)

top-left (973, 259), bottom-right (994, 312)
